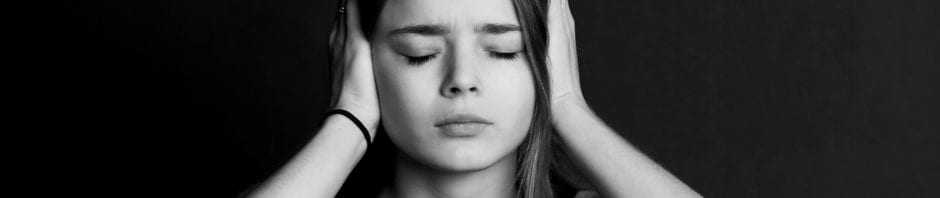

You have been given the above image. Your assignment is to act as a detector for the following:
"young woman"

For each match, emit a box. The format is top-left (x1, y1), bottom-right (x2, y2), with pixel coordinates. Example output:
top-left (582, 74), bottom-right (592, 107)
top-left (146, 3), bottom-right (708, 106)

top-left (248, 0), bottom-right (701, 197)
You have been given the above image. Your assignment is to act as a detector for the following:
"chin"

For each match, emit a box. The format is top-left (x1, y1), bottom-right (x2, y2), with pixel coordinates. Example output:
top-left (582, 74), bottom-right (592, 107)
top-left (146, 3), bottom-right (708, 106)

top-left (435, 149), bottom-right (507, 171)
top-left (405, 139), bottom-right (518, 172)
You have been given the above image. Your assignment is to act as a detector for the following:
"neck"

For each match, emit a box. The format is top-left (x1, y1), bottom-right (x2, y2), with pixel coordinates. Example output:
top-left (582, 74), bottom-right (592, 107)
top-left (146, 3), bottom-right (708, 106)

top-left (387, 152), bottom-right (519, 198)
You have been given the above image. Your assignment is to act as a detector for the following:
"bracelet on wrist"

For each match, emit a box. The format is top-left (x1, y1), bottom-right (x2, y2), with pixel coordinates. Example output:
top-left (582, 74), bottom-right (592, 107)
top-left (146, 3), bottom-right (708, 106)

top-left (321, 109), bottom-right (372, 147)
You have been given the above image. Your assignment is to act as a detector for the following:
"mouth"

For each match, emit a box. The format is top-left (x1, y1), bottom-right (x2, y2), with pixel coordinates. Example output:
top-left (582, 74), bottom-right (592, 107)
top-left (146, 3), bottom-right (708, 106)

top-left (434, 113), bottom-right (493, 137)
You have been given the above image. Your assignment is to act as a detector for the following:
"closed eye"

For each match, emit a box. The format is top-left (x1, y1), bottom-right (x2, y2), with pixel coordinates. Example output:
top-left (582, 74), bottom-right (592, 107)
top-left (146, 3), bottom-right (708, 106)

top-left (404, 51), bottom-right (519, 65)
top-left (405, 54), bottom-right (437, 65)
top-left (489, 51), bottom-right (519, 60)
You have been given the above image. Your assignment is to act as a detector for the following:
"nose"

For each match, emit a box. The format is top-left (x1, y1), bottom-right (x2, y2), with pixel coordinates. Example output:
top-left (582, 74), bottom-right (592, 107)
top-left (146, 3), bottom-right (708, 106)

top-left (442, 84), bottom-right (478, 97)
top-left (440, 51), bottom-right (481, 98)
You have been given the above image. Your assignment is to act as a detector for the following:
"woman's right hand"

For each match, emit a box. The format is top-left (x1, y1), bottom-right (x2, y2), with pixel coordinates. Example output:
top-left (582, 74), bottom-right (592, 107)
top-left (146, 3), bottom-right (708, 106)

top-left (328, 0), bottom-right (379, 139)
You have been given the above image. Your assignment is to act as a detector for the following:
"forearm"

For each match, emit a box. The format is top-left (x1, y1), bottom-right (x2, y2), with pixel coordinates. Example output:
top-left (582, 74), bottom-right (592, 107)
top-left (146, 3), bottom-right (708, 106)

top-left (247, 115), bottom-right (369, 198)
top-left (553, 101), bottom-right (701, 198)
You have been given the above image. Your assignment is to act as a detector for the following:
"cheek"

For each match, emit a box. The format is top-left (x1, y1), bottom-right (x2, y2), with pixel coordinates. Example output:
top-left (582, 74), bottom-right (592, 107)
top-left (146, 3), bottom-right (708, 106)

top-left (484, 61), bottom-right (536, 145)
top-left (373, 50), bottom-right (436, 143)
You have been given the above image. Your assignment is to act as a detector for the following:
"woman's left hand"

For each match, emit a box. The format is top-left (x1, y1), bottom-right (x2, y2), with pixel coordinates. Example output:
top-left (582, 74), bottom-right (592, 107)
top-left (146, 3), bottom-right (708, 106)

top-left (547, 0), bottom-right (588, 111)
top-left (547, 2), bottom-right (707, 197)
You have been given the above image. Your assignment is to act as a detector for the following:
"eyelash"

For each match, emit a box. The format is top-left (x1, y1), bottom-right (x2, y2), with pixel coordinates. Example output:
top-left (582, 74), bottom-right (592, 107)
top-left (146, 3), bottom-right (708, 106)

top-left (406, 54), bottom-right (437, 65)
top-left (404, 52), bottom-right (520, 66)
top-left (489, 52), bottom-right (519, 60)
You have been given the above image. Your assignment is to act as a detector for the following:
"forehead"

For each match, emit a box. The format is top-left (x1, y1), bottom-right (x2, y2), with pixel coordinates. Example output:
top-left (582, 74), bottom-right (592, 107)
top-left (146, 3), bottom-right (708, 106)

top-left (379, 0), bottom-right (519, 28)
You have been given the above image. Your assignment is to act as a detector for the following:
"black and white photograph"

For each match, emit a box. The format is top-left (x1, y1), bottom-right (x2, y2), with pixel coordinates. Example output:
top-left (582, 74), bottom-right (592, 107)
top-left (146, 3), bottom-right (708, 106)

top-left (12, 0), bottom-right (938, 197)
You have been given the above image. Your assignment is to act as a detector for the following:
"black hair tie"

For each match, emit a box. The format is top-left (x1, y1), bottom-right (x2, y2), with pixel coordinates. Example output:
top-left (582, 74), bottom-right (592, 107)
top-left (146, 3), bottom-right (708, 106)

top-left (322, 109), bottom-right (372, 147)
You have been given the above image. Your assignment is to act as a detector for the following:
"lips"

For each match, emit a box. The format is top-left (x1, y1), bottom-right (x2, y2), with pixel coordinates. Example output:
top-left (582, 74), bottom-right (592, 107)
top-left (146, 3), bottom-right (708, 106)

top-left (434, 113), bottom-right (493, 137)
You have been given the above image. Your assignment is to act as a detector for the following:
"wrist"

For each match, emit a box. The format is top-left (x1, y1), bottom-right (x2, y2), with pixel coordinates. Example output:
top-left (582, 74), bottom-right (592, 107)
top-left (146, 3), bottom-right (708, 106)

top-left (333, 100), bottom-right (379, 139)
top-left (552, 92), bottom-right (589, 114)
top-left (551, 95), bottom-right (594, 132)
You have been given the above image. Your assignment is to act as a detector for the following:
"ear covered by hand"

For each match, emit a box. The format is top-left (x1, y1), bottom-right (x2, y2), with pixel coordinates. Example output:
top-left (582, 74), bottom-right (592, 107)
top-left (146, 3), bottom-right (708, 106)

top-left (328, 0), bottom-right (380, 139)
top-left (547, 0), bottom-right (587, 109)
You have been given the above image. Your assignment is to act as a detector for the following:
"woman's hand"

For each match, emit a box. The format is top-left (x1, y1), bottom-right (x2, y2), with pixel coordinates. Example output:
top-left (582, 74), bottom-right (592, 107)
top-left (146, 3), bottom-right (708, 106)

top-left (246, 2), bottom-right (381, 197)
top-left (329, 0), bottom-right (379, 137)
top-left (547, 0), bottom-right (588, 111)
top-left (544, 2), bottom-right (702, 197)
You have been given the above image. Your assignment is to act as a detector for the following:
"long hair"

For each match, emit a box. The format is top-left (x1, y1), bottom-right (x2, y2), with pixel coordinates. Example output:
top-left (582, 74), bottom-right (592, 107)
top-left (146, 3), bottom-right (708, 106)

top-left (351, 0), bottom-right (556, 197)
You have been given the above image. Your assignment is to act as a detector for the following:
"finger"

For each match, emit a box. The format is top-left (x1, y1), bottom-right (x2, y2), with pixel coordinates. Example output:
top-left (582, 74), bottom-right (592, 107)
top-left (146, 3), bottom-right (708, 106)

top-left (561, 0), bottom-right (581, 94)
top-left (341, 0), bottom-right (375, 88)
top-left (330, 1), bottom-right (348, 63)
top-left (329, 0), bottom-right (349, 105)
top-left (344, 0), bottom-right (369, 51)
top-left (342, 0), bottom-right (374, 84)
top-left (547, 0), bottom-right (566, 61)
top-left (329, 7), bottom-right (339, 49)
top-left (546, 0), bottom-right (585, 100)
top-left (547, 0), bottom-right (564, 33)
top-left (548, 0), bottom-right (573, 73)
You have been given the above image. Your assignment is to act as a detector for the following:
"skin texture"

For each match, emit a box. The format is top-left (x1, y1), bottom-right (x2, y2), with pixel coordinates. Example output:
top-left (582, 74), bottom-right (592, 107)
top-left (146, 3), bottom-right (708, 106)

top-left (372, 0), bottom-right (534, 172)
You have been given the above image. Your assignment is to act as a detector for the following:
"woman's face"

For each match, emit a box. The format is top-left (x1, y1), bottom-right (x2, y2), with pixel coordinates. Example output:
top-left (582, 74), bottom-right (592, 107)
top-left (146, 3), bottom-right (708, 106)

top-left (372, 0), bottom-right (535, 171)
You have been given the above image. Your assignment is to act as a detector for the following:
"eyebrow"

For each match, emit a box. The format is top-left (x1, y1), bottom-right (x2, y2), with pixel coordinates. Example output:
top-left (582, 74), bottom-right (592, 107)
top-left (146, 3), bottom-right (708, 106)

top-left (388, 24), bottom-right (449, 36)
top-left (387, 23), bottom-right (520, 37)
top-left (477, 23), bottom-right (520, 34)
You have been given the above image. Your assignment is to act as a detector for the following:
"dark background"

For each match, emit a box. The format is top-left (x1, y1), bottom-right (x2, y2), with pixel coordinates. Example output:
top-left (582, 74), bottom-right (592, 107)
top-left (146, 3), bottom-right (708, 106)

top-left (13, 0), bottom-right (938, 197)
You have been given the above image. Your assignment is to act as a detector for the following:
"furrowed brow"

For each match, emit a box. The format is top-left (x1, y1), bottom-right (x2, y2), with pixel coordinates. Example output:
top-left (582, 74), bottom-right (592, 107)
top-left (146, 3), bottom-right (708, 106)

top-left (388, 24), bottom-right (449, 37)
top-left (477, 23), bottom-right (520, 34)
